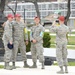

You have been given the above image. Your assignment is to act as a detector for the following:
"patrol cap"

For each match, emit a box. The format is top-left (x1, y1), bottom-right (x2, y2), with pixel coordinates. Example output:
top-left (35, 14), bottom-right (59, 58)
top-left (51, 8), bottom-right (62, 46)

top-left (58, 16), bottom-right (65, 21)
top-left (7, 14), bottom-right (14, 18)
top-left (15, 14), bottom-right (21, 17)
top-left (7, 43), bottom-right (13, 49)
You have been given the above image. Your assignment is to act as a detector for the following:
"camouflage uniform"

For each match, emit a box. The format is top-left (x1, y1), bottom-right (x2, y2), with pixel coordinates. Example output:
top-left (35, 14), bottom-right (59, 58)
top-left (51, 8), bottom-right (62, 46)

top-left (12, 21), bottom-right (28, 62)
top-left (30, 24), bottom-right (45, 68)
top-left (2, 20), bottom-right (13, 63)
top-left (49, 24), bottom-right (69, 67)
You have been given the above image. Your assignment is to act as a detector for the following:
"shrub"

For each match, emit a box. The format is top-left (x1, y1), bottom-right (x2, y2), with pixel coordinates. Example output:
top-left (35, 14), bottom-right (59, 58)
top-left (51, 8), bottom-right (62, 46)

top-left (43, 32), bottom-right (51, 48)
top-left (18, 31), bottom-right (51, 52)
top-left (26, 31), bottom-right (51, 52)
top-left (26, 31), bottom-right (31, 52)
top-left (18, 30), bottom-right (51, 52)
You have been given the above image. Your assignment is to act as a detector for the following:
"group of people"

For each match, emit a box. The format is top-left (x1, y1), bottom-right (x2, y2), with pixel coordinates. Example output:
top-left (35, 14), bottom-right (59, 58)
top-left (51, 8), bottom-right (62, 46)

top-left (2, 14), bottom-right (45, 70)
top-left (2, 13), bottom-right (69, 74)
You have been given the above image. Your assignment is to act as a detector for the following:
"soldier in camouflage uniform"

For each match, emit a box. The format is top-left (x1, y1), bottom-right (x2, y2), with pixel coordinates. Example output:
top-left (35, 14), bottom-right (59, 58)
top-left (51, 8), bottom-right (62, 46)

top-left (30, 17), bottom-right (45, 69)
top-left (2, 14), bottom-right (14, 70)
top-left (49, 16), bottom-right (69, 74)
top-left (12, 14), bottom-right (29, 69)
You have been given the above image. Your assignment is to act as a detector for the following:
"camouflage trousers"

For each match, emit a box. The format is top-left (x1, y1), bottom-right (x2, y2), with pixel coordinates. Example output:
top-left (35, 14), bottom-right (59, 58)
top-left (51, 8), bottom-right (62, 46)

top-left (31, 43), bottom-right (44, 63)
top-left (12, 39), bottom-right (27, 62)
top-left (56, 42), bottom-right (68, 67)
top-left (3, 39), bottom-right (12, 62)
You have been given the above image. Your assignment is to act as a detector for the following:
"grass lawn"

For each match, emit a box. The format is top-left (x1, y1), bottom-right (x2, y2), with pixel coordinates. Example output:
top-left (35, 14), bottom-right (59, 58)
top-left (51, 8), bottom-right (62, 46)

top-left (0, 65), bottom-right (4, 68)
top-left (0, 65), bottom-right (20, 69)
top-left (71, 31), bottom-right (75, 34)
top-left (50, 44), bottom-right (75, 49)
top-left (50, 36), bottom-right (75, 45)
top-left (54, 62), bottom-right (75, 66)
top-left (50, 34), bottom-right (75, 66)
top-left (50, 36), bottom-right (75, 49)
top-left (68, 36), bottom-right (75, 45)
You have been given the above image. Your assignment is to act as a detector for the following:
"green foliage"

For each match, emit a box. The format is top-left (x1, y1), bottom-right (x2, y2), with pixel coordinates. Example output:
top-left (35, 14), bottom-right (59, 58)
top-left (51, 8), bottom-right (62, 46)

top-left (26, 31), bottom-right (31, 52)
top-left (68, 62), bottom-right (75, 66)
top-left (0, 65), bottom-right (4, 68)
top-left (53, 62), bottom-right (75, 66)
top-left (18, 31), bottom-right (31, 53)
top-left (43, 32), bottom-right (51, 48)
top-left (26, 31), bottom-right (51, 52)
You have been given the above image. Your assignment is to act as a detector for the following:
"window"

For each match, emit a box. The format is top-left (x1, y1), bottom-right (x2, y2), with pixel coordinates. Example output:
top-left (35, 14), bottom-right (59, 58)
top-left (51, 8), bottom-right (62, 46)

top-left (52, 3), bottom-right (58, 10)
top-left (17, 5), bottom-right (21, 11)
top-left (22, 5), bottom-right (25, 10)
top-left (59, 3), bottom-right (65, 10)
top-left (40, 11), bottom-right (47, 18)
top-left (11, 5), bottom-right (15, 11)
top-left (71, 10), bottom-right (75, 17)
top-left (48, 11), bottom-right (53, 15)
top-left (71, 3), bottom-right (75, 9)
top-left (42, 4), bottom-right (46, 10)
top-left (26, 5), bottom-right (31, 10)
top-left (32, 12), bottom-right (36, 18)
top-left (60, 11), bottom-right (64, 16)
top-left (32, 5), bottom-right (35, 10)
top-left (48, 4), bottom-right (52, 10)
top-left (64, 11), bottom-right (67, 16)
top-left (38, 5), bottom-right (42, 10)
top-left (27, 12), bottom-right (31, 18)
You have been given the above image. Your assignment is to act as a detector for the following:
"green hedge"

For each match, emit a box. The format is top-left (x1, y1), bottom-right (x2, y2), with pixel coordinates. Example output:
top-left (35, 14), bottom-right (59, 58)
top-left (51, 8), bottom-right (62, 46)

top-left (26, 31), bottom-right (51, 52)
top-left (26, 31), bottom-right (31, 52)
top-left (43, 32), bottom-right (51, 48)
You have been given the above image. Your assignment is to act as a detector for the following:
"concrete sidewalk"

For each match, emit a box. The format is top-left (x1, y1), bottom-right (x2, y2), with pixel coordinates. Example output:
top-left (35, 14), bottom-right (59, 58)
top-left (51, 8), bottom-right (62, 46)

top-left (26, 48), bottom-right (75, 61)
top-left (0, 59), bottom-right (75, 75)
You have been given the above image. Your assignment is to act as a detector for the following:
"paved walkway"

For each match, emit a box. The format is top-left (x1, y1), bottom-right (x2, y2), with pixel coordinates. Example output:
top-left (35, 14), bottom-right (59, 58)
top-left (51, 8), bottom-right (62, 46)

top-left (0, 48), bottom-right (75, 75)
top-left (0, 48), bottom-right (75, 62)
top-left (0, 59), bottom-right (75, 75)
top-left (27, 48), bottom-right (75, 60)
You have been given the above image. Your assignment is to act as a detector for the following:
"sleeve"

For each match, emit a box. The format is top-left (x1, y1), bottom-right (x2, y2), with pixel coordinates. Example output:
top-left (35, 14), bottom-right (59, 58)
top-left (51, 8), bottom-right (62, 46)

top-left (67, 26), bottom-right (71, 33)
top-left (24, 27), bottom-right (28, 41)
top-left (49, 25), bottom-right (58, 33)
top-left (6, 23), bottom-right (13, 42)
top-left (35, 26), bottom-right (45, 42)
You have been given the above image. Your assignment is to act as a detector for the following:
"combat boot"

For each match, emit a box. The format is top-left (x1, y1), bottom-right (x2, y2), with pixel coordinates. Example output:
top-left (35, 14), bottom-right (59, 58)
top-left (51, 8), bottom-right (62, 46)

top-left (5, 62), bottom-right (12, 70)
top-left (29, 62), bottom-right (37, 68)
top-left (65, 65), bottom-right (68, 73)
top-left (57, 66), bottom-right (64, 74)
top-left (24, 61), bottom-right (29, 68)
top-left (12, 62), bottom-right (16, 69)
top-left (41, 62), bottom-right (45, 69)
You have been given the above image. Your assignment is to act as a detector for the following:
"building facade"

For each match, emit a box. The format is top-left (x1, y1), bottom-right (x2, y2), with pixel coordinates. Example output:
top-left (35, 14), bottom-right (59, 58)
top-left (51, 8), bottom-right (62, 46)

top-left (4, 1), bottom-right (75, 28)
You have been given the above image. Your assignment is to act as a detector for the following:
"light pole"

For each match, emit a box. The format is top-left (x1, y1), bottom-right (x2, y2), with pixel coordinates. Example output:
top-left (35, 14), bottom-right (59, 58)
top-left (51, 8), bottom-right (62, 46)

top-left (24, 8), bottom-right (25, 23)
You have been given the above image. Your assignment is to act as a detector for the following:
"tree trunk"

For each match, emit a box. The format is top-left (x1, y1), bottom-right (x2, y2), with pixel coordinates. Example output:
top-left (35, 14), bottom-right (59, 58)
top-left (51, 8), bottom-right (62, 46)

top-left (25, 0), bottom-right (41, 22)
top-left (64, 0), bottom-right (71, 25)
top-left (33, 0), bottom-right (41, 22)
top-left (0, 0), bottom-right (6, 18)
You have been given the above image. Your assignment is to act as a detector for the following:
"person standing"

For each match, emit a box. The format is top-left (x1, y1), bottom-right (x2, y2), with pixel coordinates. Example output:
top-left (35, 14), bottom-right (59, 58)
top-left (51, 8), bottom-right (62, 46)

top-left (30, 17), bottom-right (45, 69)
top-left (49, 16), bottom-right (69, 74)
top-left (2, 14), bottom-right (14, 70)
top-left (12, 14), bottom-right (29, 69)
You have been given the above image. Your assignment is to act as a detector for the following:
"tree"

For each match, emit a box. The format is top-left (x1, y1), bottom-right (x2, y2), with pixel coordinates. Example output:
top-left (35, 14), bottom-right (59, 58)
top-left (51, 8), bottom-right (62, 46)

top-left (32, 0), bottom-right (41, 21)
top-left (25, 0), bottom-right (41, 21)
top-left (0, 0), bottom-right (71, 24)
top-left (64, 0), bottom-right (71, 25)
top-left (0, 0), bottom-right (6, 18)
top-left (25, 0), bottom-right (71, 24)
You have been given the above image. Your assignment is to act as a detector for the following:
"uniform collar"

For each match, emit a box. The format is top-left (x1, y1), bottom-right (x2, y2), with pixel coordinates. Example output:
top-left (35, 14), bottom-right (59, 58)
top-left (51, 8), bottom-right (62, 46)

top-left (35, 23), bottom-right (40, 27)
